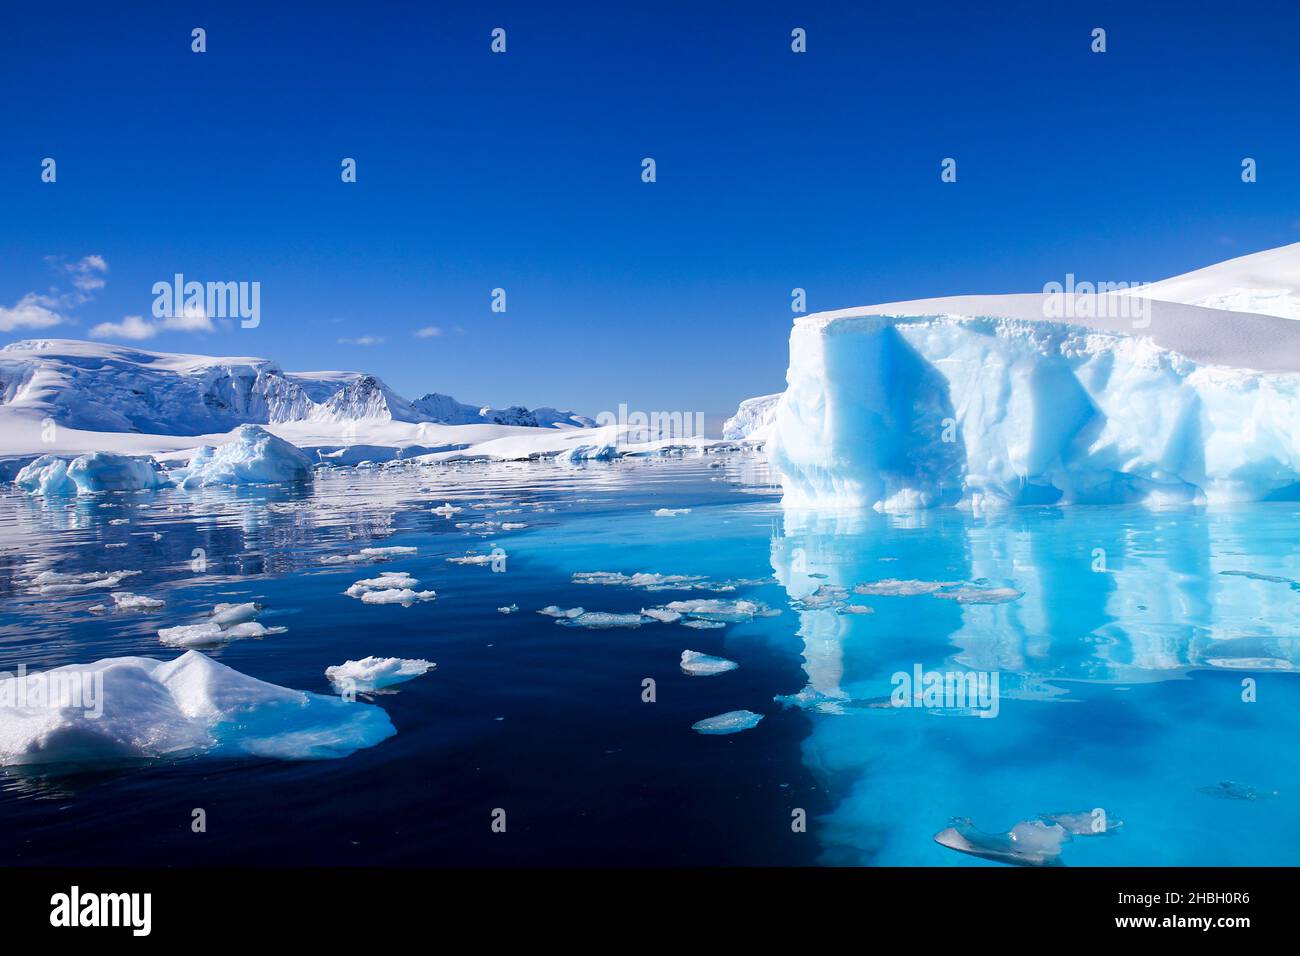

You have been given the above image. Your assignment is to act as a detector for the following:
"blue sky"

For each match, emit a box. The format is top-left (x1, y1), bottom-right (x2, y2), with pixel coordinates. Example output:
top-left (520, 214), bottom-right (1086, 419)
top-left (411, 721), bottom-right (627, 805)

top-left (2, 0), bottom-right (1297, 420)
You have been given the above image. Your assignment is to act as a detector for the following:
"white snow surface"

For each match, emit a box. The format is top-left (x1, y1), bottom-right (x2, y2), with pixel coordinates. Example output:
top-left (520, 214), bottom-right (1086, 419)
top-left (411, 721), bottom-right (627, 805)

top-left (0, 650), bottom-right (394, 767)
top-left (766, 242), bottom-right (1300, 510)
top-left (722, 392), bottom-right (780, 441)
top-left (324, 657), bottom-right (435, 692)
top-left (174, 425), bottom-right (313, 487)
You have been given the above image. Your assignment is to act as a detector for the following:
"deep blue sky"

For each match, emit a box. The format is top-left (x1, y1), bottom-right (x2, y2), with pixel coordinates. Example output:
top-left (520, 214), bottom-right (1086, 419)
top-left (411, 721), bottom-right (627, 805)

top-left (2, 0), bottom-right (1297, 419)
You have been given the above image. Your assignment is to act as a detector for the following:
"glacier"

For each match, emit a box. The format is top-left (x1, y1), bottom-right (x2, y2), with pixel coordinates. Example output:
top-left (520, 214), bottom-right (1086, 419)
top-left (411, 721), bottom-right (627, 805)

top-left (764, 242), bottom-right (1300, 511)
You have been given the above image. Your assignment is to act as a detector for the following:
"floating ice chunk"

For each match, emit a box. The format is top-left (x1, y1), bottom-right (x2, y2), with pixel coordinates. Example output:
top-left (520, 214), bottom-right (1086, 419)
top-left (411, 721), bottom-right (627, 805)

top-left (497, 604), bottom-right (519, 614)
top-left (345, 572), bottom-right (420, 598)
top-left (557, 611), bottom-right (646, 629)
top-left (841, 604), bottom-right (874, 615)
top-left (27, 569), bottom-right (142, 594)
top-left (359, 588), bottom-right (436, 605)
top-left (933, 586), bottom-right (1023, 605)
top-left (683, 619), bottom-right (725, 629)
top-left (680, 650), bottom-right (739, 676)
top-left (176, 425), bottom-right (313, 488)
top-left (573, 571), bottom-right (711, 591)
top-left (560, 443), bottom-right (617, 462)
top-left (108, 518), bottom-right (129, 526)
top-left (430, 503), bottom-right (462, 517)
top-left (14, 456), bottom-right (75, 496)
top-left (109, 592), bottom-right (165, 611)
top-left (653, 508), bottom-right (691, 517)
top-left (218, 621), bottom-right (288, 639)
top-left (156, 622), bottom-right (220, 647)
top-left (1197, 781), bottom-right (1279, 801)
top-left (210, 602), bottom-right (262, 627)
top-left (1039, 810), bottom-right (1123, 835)
top-left (360, 546), bottom-right (417, 558)
top-left (325, 657), bottom-right (435, 693)
top-left (658, 598), bottom-right (776, 623)
top-left (933, 818), bottom-right (1069, 867)
top-left (0, 650), bottom-right (395, 769)
top-left (446, 553), bottom-right (495, 566)
top-left (500, 522), bottom-right (528, 530)
top-left (16, 452), bottom-right (169, 496)
top-left (691, 710), bottom-right (763, 734)
top-left (538, 605), bottom-right (584, 618)
top-left (641, 607), bottom-right (682, 623)
top-left (853, 579), bottom-right (957, 597)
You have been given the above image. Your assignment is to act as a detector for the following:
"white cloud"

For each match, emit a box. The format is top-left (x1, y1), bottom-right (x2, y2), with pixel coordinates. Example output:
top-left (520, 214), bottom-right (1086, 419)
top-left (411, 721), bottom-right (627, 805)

top-left (338, 336), bottom-right (385, 346)
top-left (90, 315), bottom-right (156, 340)
top-left (161, 302), bottom-right (215, 333)
top-left (414, 326), bottom-right (443, 338)
top-left (0, 293), bottom-right (66, 332)
top-left (66, 254), bottom-right (109, 292)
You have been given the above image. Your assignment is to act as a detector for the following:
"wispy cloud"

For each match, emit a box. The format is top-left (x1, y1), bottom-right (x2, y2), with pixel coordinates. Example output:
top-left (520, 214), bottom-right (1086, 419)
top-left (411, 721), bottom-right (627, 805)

top-left (414, 326), bottom-right (442, 338)
top-left (338, 336), bottom-right (385, 346)
top-left (1, 254), bottom-right (110, 333)
top-left (89, 315), bottom-right (156, 340)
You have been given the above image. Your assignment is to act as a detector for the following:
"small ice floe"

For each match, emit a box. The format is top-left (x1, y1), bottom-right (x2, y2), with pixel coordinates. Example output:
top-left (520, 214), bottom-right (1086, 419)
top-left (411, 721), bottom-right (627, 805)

top-left (430, 503), bottom-right (462, 517)
top-left (573, 571), bottom-right (712, 591)
top-left (500, 522), bottom-right (528, 531)
top-left (158, 603), bottom-right (286, 648)
top-left (655, 598), bottom-right (777, 623)
top-left (0, 650), bottom-right (394, 769)
top-left (773, 687), bottom-right (850, 715)
top-left (108, 518), bottom-right (129, 526)
top-left (556, 611), bottom-right (646, 629)
top-left (320, 546), bottom-right (418, 565)
top-left (641, 607), bottom-right (682, 623)
top-left (109, 592), bottom-right (165, 612)
top-left (791, 584), bottom-right (850, 610)
top-left (933, 586), bottom-right (1023, 605)
top-left (683, 619), bottom-right (725, 629)
top-left (105, 543), bottom-right (127, 549)
top-left (1219, 569), bottom-right (1300, 591)
top-left (446, 553), bottom-right (495, 566)
top-left (1039, 810), bottom-right (1123, 835)
top-left (345, 573), bottom-right (435, 605)
top-left (1198, 781), bottom-right (1279, 801)
top-left (680, 650), bottom-right (738, 676)
top-left (933, 818), bottom-right (1069, 867)
top-left (325, 657), bottom-right (435, 693)
top-left (27, 569), bottom-right (142, 595)
top-left (653, 508), bottom-right (691, 517)
top-left (691, 710), bottom-right (763, 734)
top-left (498, 604), bottom-right (519, 614)
top-left (538, 605), bottom-right (584, 619)
top-left (841, 604), bottom-right (874, 615)
top-left (854, 579), bottom-right (958, 597)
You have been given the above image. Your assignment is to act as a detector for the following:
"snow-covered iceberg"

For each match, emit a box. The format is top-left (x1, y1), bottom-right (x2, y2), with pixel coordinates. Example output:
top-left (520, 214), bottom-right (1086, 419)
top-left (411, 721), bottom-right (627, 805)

top-left (768, 242), bottom-right (1300, 511)
top-left (15, 451), bottom-right (169, 496)
top-left (0, 650), bottom-right (394, 769)
top-left (175, 424), bottom-right (313, 487)
top-left (722, 392), bottom-right (780, 442)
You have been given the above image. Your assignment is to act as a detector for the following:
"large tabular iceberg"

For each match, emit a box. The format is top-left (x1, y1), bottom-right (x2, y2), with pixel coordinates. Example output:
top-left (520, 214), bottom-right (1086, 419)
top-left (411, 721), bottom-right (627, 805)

top-left (176, 424), bottom-right (313, 487)
top-left (0, 650), bottom-right (395, 769)
top-left (766, 243), bottom-right (1300, 511)
top-left (15, 451), bottom-right (169, 496)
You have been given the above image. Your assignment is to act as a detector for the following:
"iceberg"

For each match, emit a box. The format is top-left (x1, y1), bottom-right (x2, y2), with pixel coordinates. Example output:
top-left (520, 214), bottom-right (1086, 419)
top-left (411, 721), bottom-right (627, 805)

top-left (0, 650), bottom-right (395, 768)
top-left (722, 392), bottom-right (780, 442)
top-left (933, 818), bottom-right (1069, 867)
top-left (15, 452), bottom-right (169, 496)
top-left (175, 424), bottom-right (313, 487)
top-left (763, 243), bottom-right (1300, 511)
top-left (691, 710), bottom-right (763, 734)
top-left (325, 657), bottom-right (435, 693)
top-left (680, 650), bottom-right (739, 676)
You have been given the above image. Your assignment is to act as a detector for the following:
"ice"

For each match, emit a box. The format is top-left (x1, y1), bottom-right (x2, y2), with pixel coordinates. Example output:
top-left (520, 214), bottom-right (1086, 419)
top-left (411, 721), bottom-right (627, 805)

top-left (853, 579), bottom-right (957, 597)
top-left (325, 657), bottom-right (435, 693)
top-left (497, 604), bottom-right (518, 614)
top-left (320, 546), bottom-right (416, 565)
top-left (538, 605), bottom-right (584, 618)
top-left (15, 452), bottom-right (168, 496)
top-left (933, 817), bottom-right (1069, 867)
top-left (109, 592), bottom-right (164, 611)
top-left (500, 522), bottom-right (528, 530)
top-left (691, 710), bottom-right (763, 734)
top-left (344, 572), bottom-right (419, 597)
top-left (641, 607), bottom-right (682, 623)
top-left (0, 650), bottom-right (395, 768)
top-left (175, 425), bottom-right (313, 487)
top-left (680, 650), bottom-right (739, 676)
top-left (1197, 781), bottom-right (1278, 801)
top-left (446, 553), bottom-right (495, 566)
top-left (683, 619), bottom-right (725, 629)
top-left (572, 571), bottom-right (712, 591)
top-left (653, 508), bottom-right (690, 517)
top-left (722, 392), bottom-right (780, 442)
top-left (27, 569), bottom-right (141, 594)
top-left (210, 602), bottom-right (261, 627)
top-left (657, 598), bottom-right (776, 623)
top-left (1039, 810), bottom-right (1123, 835)
top-left (556, 611), bottom-right (646, 629)
top-left (933, 586), bottom-right (1023, 605)
top-left (430, 503), bottom-right (462, 517)
top-left (158, 603), bottom-right (286, 647)
top-left (359, 588), bottom-right (436, 605)
top-left (768, 245), bottom-right (1300, 510)
top-left (559, 443), bottom-right (617, 462)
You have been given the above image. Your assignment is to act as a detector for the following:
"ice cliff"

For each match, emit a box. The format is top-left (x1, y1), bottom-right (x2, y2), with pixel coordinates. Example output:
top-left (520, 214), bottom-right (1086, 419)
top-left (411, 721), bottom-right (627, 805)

top-left (761, 242), bottom-right (1300, 510)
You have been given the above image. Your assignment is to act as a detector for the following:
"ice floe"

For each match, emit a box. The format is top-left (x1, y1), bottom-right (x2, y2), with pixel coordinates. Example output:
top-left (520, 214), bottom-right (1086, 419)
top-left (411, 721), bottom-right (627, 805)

top-left (853, 579), bottom-right (958, 597)
top-left (0, 650), bottom-right (395, 768)
top-left (556, 611), bottom-right (646, 629)
top-left (325, 657), bottom-right (435, 693)
top-left (933, 818), bottom-right (1069, 867)
top-left (933, 586), bottom-right (1024, 605)
top-left (26, 569), bottom-right (142, 595)
top-left (15, 452), bottom-right (169, 496)
top-left (320, 545), bottom-right (417, 565)
top-left (1039, 810), bottom-right (1123, 835)
top-left (538, 606), bottom-right (584, 619)
top-left (1198, 781), bottom-right (1278, 801)
top-left (680, 650), bottom-right (738, 676)
top-left (691, 710), bottom-right (763, 734)
top-left (344, 572), bottom-right (435, 605)
top-left (109, 592), bottom-right (165, 611)
top-left (653, 508), bottom-right (691, 517)
top-left (158, 603), bottom-right (286, 647)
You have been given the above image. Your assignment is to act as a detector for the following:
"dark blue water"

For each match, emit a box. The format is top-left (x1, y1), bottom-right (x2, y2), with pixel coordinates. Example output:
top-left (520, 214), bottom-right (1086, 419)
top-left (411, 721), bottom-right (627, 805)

top-left (1, 455), bottom-right (1297, 865)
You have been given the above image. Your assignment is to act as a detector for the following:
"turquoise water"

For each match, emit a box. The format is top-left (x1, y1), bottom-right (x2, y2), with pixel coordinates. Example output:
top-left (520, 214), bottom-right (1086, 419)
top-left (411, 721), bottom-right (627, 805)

top-left (0, 454), bottom-right (1296, 865)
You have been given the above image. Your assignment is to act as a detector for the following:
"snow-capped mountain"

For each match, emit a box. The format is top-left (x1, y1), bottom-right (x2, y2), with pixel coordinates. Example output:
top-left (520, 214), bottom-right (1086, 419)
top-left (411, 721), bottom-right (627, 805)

top-left (0, 339), bottom-right (592, 436)
top-left (745, 241), bottom-right (1300, 510)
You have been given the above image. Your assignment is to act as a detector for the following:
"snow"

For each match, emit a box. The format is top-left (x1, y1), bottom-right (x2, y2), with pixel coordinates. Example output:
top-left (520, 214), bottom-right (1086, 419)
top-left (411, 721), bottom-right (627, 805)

top-left (680, 650), bottom-right (739, 676)
top-left (0, 650), bottom-right (394, 768)
top-left (325, 657), bottom-right (435, 692)
top-left (110, 592), bottom-right (164, 611)
top-left (1121, 240), bottom-right (1300, 320)
top-left (174, 424), bottom-right (313, 487)
top-left (691, 710), bottom-right (763, 734)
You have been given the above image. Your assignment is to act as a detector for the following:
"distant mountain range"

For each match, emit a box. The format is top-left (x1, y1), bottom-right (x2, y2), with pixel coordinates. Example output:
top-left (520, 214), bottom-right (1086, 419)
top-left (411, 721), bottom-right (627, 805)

top-left (0, 339), bottom-right (594, 436)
